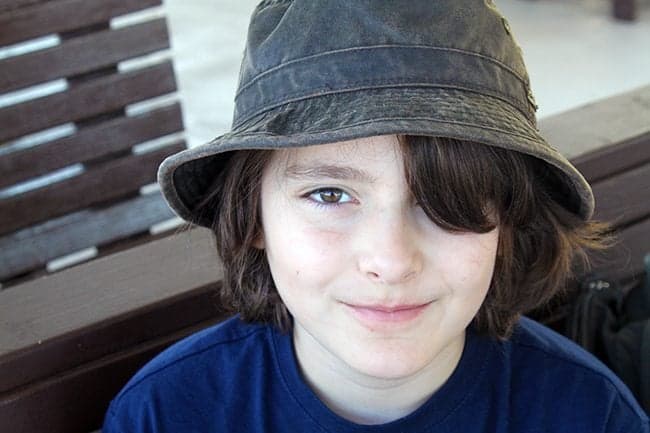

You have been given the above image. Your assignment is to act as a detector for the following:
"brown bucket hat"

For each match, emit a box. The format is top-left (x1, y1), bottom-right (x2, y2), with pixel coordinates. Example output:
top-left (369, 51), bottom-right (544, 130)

top-left (158, 0), bottom-right (594, 228)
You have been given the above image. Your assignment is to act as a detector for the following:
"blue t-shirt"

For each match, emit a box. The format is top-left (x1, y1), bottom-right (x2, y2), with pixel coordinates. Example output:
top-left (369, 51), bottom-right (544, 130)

top-left (103, 316), bottom-right (649, 432)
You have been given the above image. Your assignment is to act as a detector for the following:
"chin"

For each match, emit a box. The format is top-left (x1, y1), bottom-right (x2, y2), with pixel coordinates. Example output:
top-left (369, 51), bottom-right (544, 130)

top-left (344, 346), bottom-right (431, 380)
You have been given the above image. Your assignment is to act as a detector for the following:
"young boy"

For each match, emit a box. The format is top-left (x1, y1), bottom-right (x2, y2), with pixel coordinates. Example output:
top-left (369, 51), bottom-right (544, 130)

top-left (103, 0), bottom-right (649, 431)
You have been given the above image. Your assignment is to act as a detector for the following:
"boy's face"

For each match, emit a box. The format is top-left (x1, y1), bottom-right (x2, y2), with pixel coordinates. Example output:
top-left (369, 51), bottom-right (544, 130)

top-left (258, 135), bottom-right (499, 381)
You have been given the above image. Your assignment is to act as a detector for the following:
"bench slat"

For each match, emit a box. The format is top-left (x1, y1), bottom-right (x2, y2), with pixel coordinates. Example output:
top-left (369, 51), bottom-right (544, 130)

top-left (0, 61), bottom-right (177, 142)
top-left (0, 227), bottom-right (220, 359)
top-left (0, 284), bottom-right (223, 394)
top-left (0, 0), bottom-right (162, 46)
top-left (573, 132), bottom-right (650, 183)
top-left (0, 191), bottom-right (177, 281)
top-left (591, 159), bottom-right (650, 226)
top-left (0, 141), bottom-right (185, 235)
top-left (0, 18), bottom-right (169, 93)
top-left (0, 316), bottom-right (224, 433)
top-left (0, 0), bottom-right (44, 14)
top-left (0, 103), bottom-right (183, 188)
top-left (540, 84), bottom-right (650, 161)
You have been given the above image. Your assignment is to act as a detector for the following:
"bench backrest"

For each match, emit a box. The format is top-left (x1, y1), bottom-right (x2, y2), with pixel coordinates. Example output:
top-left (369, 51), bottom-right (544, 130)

top-left (540, 84), bottom-right (650, 284)
top-left (0, 0), bottom-right (185, 287)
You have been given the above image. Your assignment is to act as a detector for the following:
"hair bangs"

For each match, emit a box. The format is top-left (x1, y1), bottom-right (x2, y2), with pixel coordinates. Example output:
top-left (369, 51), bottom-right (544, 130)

top-left (399, 135), bottom-right (534, 234)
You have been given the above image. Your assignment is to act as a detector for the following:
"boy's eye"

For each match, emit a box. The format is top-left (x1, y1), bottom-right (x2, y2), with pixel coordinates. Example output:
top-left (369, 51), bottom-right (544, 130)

top-left (308, 188), bottom-right (352, 205)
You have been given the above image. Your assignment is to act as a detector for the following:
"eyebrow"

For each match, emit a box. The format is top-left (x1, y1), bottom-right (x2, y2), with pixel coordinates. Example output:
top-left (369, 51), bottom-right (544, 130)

top-left (284, 164), bottom-right (376, 183)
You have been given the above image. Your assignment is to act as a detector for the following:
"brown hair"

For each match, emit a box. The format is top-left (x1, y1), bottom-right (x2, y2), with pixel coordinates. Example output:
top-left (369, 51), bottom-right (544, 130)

top-left (197, 135), bottom-right (609, 339)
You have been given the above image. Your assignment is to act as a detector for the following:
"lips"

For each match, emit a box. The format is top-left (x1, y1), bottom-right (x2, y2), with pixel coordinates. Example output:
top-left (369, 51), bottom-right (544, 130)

top-left (342, 301), bottom-right (433, 325)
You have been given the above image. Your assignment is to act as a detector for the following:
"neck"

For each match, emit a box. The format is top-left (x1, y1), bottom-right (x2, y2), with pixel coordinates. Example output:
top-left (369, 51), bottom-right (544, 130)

top-left (292, 324), bottom-right (465, 425)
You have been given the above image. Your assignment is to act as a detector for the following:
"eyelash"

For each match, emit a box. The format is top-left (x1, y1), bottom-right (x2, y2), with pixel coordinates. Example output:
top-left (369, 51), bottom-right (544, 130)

top-left (304, 187), bottom-right (354, 209)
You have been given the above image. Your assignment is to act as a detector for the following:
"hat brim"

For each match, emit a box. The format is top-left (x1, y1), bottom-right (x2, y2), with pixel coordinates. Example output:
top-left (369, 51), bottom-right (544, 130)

top-left (158, 87), bottom-right (594, 227)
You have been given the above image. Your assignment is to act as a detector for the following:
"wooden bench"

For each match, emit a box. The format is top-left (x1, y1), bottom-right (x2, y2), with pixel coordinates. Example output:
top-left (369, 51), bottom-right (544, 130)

top-left (1, 84), bottom-right (648, 431)
top-left (540, 84), bottom-right (650, 285)
top-left (522, 84), bottom-right (650, 329)
top-left (0, 0), bottom-right (185, 288)
top-left (0, 0), bottom-right (187, 430)
top-left (0, 229), bottom-right (227, 433)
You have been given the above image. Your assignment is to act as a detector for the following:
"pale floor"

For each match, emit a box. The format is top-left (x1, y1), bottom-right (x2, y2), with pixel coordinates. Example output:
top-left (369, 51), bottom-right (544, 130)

top-left (163, 0), bottom-right (650, 148)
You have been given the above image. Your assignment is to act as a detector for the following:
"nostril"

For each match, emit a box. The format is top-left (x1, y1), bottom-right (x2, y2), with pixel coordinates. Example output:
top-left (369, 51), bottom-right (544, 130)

top-left (364, 267), bottom-right (418, 284)
top-left (366, 270), bottom-right (381, 281)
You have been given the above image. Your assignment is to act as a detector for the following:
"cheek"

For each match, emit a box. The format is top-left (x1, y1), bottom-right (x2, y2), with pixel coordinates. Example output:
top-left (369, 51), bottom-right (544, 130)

top-left (265, 221), bottom-right (351, 300)
top-left (431, 233), bottom-right (498, 332)
top-left (437, 231), bottom-right (499, 298)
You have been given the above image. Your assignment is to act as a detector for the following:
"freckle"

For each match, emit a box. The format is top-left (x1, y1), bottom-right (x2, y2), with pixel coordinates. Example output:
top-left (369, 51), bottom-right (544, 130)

top-left (295, 270), bottom-right (300, 276)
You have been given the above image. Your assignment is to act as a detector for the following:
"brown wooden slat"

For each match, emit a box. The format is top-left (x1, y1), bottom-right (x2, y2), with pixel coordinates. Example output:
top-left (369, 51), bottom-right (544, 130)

top-left (0, 282), bottom-right (223, 394)
top-left (0, 18), bottom-right (169, 93)
top-left (0, 0), bottom-right (44, 14)
top-left (0, 227), bottom-right (221, 361)
top-left (0, 61), bottom-right (177, 142)
top-left (0, 227), bottom-right (179, 289)
top-left (96, 221), bottom-right (180, 257)
top-left (591, 160), bottom-right (650, 226)
top-left (0, 103), bottom-right (183, 188)
top-left (0, 0), bottom-right (162, 46)
top-left (539, 85), bottom-right (650, 162)
top-left (0, 191), bottom-right (176, 281)
top-left (0, 141), bottom-right (185, 235)
top-left (572, 132), bottom-right (650, 184)
top-left (0, 317), bottom-right (225, 433)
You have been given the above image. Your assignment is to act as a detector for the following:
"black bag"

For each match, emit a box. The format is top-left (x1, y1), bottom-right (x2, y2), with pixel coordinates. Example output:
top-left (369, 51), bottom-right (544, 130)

top-left (566, 255), bottom-right (650, 414)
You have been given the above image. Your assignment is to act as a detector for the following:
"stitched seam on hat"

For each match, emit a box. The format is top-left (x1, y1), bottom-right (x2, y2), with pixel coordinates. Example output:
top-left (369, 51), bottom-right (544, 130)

top-left (236, 44), bottom-right (529, 97)
top-left (236, 81), bottom-right (533, 124)
top-left (233, 116), bottom-right (539, 142)
top-left (234, 83), bottom-right (535, 129)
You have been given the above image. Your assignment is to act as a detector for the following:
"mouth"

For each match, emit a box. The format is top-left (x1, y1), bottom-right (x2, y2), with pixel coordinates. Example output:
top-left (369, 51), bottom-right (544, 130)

top-left (341, 301), bottom-right (433, 325)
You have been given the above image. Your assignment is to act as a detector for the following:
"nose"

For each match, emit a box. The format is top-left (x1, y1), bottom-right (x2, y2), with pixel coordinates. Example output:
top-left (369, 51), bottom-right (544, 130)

top-left (356, 210), bottom-right (423, 285)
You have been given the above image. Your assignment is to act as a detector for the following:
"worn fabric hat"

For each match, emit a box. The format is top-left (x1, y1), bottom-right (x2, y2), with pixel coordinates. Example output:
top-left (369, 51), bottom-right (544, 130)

top-left (158, 0), bottom-right (594, 227)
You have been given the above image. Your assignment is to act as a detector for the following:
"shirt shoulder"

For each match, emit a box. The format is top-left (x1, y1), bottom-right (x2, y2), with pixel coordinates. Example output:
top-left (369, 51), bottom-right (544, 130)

top-left (512, 316), bottom-right (619, 375)
top-left (508, 316), bottom-right (649, 432)
top-left (124, 315), bottom-right (267, 386)
top-left (103, 316), bottom-right (276, 433)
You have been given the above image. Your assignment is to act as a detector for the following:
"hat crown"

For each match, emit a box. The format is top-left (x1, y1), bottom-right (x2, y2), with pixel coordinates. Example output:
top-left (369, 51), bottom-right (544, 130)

top-left (234, 0), bottom-right (535, 128)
